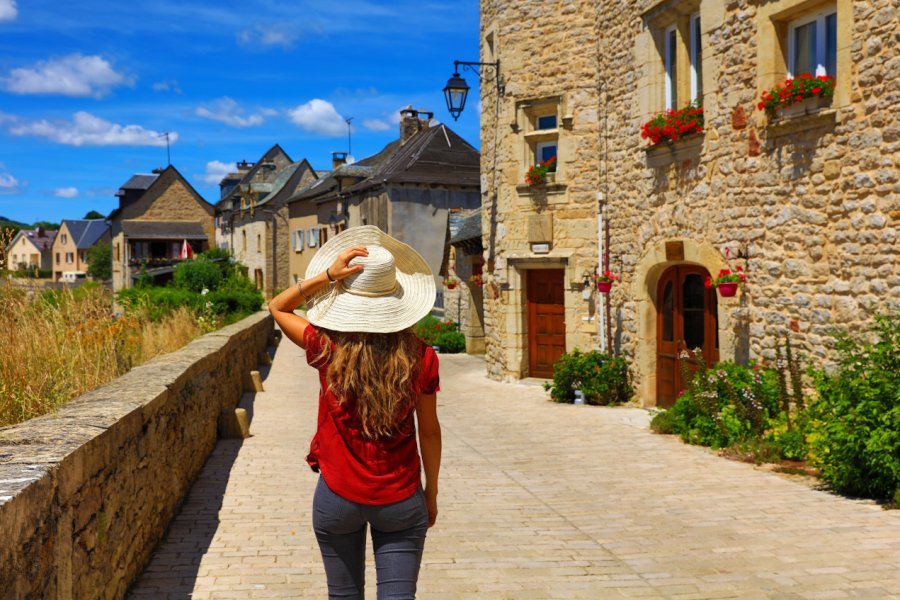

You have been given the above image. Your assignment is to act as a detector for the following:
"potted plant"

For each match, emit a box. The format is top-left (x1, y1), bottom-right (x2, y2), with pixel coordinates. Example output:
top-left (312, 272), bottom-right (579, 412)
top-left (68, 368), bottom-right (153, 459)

top-left (592, 271), bottom-right (619, 294)
top-left (444, 276), bottom-right (459, 290)
top-left (758, 73), bottom-right (835, 120)
top-left (641, 100), bottom-right (704, 146)
top-left (525, 156), bottom-right (557, 186)
top-left (704, 266), bottom-right (746, 297)
top-left (467, 274), bottom-right (483, 288)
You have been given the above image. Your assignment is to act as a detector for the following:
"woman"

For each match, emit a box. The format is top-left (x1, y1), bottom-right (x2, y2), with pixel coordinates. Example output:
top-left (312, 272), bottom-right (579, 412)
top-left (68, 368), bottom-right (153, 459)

top-left (268, 225), bottom-right (441, 600)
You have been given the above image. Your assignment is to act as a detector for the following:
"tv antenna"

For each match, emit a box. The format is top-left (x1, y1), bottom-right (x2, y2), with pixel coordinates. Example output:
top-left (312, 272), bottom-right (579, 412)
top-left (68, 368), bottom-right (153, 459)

top-left (158, 132), bottom-right (172, 165)
top-left (345, 117), bottom-right (353, 156)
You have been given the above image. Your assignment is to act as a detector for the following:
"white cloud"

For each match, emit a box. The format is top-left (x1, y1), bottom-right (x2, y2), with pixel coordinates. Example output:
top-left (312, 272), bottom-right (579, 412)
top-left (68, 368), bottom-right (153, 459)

top-left (288, 99), bottom-right (347, 136)
top-left (0, 0), bottom-right (16, 22)
top-left (196, 97), bottom-right (269, 128)
top-left (3, 54), bottom-right (131, 98)
top-left (0, 173), bottom-right (18, 189)
top-left (362, 118), bottom-right (391, 132)
top-left (7, 111), bottom-right (175, 147)
top-left (237, 24), bottom-right (300, 49)
top-left (152, 79), bottom-right (182, 94)
top-left (54, 187), bottom-right (79, 198)
top-left (199, 160), bottom-right (234, 186)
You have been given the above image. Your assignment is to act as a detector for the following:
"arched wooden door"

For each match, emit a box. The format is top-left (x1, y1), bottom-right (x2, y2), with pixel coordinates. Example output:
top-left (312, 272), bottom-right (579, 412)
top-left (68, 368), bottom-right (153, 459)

top-left (656, 265), bottom-right (719, 407)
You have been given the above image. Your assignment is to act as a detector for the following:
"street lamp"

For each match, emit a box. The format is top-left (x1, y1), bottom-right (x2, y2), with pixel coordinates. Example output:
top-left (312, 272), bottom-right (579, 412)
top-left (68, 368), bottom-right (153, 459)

top-left (443, 60), bottom-right (502, 121)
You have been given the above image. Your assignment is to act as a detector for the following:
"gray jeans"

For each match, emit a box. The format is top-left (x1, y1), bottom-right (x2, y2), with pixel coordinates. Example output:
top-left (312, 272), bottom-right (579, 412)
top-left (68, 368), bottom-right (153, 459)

top-left (312, 476), bottom-right (429, 599)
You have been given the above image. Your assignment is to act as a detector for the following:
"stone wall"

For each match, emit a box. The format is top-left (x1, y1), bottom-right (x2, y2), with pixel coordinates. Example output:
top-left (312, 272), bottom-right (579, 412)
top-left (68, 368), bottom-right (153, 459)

top-left (480, 0), bottom-right (898, 402)
top-left (0, 312), bottom-right (273, 600)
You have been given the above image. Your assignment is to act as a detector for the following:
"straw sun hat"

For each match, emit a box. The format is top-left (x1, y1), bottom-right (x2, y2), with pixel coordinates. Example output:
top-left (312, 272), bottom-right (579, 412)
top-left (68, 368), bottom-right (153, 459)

top-left (304, 225), bottom-right (436, 333)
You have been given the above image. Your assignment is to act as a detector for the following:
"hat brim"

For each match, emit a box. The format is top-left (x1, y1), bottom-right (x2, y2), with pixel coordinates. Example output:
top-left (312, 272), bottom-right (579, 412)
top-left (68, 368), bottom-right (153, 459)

top-left (304, 225), bottom-right (436, 333)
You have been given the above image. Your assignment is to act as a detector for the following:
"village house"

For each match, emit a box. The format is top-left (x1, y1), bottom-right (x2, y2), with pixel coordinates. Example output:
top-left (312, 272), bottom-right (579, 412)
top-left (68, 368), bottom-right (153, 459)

top-left (286, 108), bottom-right (481, 307)
top-left (214, 145), bottom-right (318, 298)
top-left (109, 165), bottom-right (215, 291)
top-left (6, 227), bottom-right (56, 273)
top-left (477, 0), bottom-right (897, 404)
top-left (51, 219), bottom-right (111, 282)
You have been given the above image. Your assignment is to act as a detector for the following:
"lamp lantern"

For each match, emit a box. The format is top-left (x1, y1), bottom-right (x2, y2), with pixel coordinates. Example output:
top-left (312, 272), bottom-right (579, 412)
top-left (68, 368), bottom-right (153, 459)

top-left (443, 71), bottom-right (470, 121)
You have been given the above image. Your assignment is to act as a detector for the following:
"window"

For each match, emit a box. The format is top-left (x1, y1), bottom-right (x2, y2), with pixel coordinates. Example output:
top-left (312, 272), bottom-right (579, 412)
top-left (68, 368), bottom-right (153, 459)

top-left (292, 230), bottom-right (304, 252)
top-left (114, 244), bottom-right (119, 262)
top-left (788, 8), bottom-right (837, 78)
top-left (257, 233), bottom-right (262, 253)
top-left (319, 227), bottom-right (329, 245)
top-left (306, 228), bottom-right (318, 248)
top-left (56, 252), bottom-right (60, 264)
top-left (65, 252), bottom-right (74, 264)
top-left (689, 12), bottom-right (702, 100)
top-left (536, 115), bottom-right (557, 130)
top-left (665, 24), bottom-right (678, 109)
top-left (61, 234), bottom-right (68, 245)
top-left (535, 141), bottom-right (557, 164)
top-left (241, 231), bottom-right (247, 253)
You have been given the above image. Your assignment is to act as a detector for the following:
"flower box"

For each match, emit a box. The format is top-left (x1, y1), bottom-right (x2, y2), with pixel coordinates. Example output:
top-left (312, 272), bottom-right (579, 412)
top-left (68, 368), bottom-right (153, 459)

top-left (775, 95), bottom-right (832, 120)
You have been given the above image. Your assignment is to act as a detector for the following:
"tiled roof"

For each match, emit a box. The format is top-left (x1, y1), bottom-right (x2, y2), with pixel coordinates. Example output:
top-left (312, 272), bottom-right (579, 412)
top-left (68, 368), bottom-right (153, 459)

top-left (62, 219), bottom-right (110, 249)
top-left (121, 220), bottom-right (207, 240)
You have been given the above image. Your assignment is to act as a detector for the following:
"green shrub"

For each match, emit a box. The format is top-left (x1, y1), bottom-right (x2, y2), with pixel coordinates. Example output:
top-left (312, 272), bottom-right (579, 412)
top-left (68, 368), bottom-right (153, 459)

top-left (413, 315), bottom-right (466, 353)
top-left (808, 315), bottom-right (900, 501)
top-left (649, 409), bottom-right (676, 434)
top-left (206, 288), bottom-right (264, 320)
top-left (543, 349), bottom-right (631, 405)
top-left (117, 287), bottom-right (203, 321)
top-left (173, 258), bottom-right (222, 292)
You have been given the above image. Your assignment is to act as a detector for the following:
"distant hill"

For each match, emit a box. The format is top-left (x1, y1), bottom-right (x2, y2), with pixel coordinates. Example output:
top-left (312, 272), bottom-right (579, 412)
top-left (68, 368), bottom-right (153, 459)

top-left (1, 217), bottom-right (32, 241)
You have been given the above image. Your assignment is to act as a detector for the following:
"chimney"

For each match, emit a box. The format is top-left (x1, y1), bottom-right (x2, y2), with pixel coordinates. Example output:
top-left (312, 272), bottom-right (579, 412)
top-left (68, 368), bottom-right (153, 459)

top-left (332, 152), bottom-right (349, 171)
top-left (399, 106), bottom-right (433, 145)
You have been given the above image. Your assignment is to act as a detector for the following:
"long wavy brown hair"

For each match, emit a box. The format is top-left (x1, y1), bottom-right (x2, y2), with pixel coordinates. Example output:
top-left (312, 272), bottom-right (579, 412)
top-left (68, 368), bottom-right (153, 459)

top-left (314, 328), bottom-right (422, 439)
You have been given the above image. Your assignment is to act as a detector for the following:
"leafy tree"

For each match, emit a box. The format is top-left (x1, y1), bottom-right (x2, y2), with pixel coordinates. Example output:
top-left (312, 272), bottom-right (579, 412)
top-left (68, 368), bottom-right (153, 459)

top-left (83, 210), bottom-right (106, 220)
top-left (32, 221), bottom-right (60, 231)
top-left (86, 242), bottom-right (112, 280)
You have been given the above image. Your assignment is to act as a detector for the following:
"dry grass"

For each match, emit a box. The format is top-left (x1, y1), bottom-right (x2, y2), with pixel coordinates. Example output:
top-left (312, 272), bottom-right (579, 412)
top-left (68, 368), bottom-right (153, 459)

top-left (0, 284), bottom-right (201, 427)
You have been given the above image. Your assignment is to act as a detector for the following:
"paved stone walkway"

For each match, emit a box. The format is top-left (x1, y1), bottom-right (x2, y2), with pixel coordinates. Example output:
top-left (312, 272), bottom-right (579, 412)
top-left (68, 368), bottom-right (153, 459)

top-left (129, 338), bottom-right (900, 599)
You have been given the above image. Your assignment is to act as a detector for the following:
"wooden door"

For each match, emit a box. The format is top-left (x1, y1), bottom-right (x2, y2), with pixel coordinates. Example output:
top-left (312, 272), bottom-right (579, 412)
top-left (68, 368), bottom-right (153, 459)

top-left (527, 269), bottom-right (566, 378)
top-left (656, 266), bottom-right (719, 407)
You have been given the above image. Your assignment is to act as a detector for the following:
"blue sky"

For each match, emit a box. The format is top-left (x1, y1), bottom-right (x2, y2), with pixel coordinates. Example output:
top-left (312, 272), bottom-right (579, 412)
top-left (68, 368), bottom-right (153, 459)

top-left (0, 0), bottom-right (481, 224)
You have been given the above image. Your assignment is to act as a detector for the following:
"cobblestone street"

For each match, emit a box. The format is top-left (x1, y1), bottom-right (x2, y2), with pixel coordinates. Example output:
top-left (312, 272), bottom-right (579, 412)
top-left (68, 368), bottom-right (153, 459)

top-left (128, 338), bottom-right (900, 599)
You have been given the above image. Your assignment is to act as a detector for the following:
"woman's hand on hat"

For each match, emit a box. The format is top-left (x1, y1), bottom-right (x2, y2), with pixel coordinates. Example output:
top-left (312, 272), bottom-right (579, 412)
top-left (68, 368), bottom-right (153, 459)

top-left (328, 246), bottom-right (368, 281)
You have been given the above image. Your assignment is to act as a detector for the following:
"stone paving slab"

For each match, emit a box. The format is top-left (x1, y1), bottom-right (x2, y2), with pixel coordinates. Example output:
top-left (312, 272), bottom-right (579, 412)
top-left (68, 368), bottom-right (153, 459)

top-left (128, 339), bottom-right (900, 599)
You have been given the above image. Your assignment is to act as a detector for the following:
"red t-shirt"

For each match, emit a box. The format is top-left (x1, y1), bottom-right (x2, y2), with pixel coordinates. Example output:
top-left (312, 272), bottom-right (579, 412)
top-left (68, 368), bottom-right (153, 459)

top-left (303, 325), bottom-right (440, 505)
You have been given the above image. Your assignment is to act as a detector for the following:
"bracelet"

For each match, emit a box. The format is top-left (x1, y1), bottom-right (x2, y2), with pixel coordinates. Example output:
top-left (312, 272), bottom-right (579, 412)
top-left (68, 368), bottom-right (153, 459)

top-left (295, 278), bottom-right (306, 300)
top-left (325, 268), bottom-right (336, 283)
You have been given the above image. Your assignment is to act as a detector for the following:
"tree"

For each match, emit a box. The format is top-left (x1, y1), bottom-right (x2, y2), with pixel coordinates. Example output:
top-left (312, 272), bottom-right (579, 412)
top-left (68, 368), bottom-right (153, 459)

top-left (83, 210), bottom-right (106, 220)
top-left (32, 220), bottom-right (60, 231)
top-left (86, 242), bottom-right (112, 280)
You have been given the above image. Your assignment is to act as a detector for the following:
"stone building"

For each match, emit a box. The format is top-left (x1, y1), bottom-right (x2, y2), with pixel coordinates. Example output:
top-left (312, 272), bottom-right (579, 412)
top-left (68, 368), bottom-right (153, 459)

top-left (286, 108), bottom-right (481, 295)
top-left (214, 145), bottom-right (318, 298)
top-left (109, 166), bottom-right (215, 291)
top-left (51, 219), bottom-right (110, 281)
top-left (479, 0), bottom-right (898, 404)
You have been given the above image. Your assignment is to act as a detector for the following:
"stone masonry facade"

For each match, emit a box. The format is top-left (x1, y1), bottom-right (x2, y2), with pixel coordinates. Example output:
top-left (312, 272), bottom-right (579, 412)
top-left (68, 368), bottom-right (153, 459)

top-left (480, 0), bottom-right (898, 404)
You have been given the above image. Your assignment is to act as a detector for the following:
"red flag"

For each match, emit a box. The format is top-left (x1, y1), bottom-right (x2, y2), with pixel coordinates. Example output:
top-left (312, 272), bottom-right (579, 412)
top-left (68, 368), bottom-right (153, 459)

top-left (180, 239), bottom-right (193, 259)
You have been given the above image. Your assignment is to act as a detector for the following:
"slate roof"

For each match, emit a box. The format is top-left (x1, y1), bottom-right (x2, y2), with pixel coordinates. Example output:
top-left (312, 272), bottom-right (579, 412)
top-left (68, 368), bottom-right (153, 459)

top-left (450, 210), bottom-right (482, 245)
top-left (116, 174), bottom-right (159, 194)
top-left (8, 229), bottom-right (57, 252)
top-left (62, 219), bottom-right (110, 249)
top-left (216, 144), bottom-right (294, 208)
top-left (289, 142), bottom-right (400, 203)
top-left (343, 124), bottom-right (480, 194)
top-left (121, 221), bottom-right (207, 239)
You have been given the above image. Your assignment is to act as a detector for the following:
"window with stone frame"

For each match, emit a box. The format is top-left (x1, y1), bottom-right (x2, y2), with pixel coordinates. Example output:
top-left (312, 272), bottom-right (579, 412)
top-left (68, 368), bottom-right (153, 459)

top-left (787, 5), bottom-right (837, 78)
top-left (643, 0), bottom-right (703, 112)
top-left (515, 98), bottom-right (561, 181)
top-left (756, 0), bottom-right (848, 110)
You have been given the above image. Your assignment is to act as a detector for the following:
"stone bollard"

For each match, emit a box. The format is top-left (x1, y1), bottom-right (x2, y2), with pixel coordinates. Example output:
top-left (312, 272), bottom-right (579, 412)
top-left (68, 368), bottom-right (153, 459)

top-left (219, 408), bottom-right (251, 439)
top-left (245, 370), bottom-right (264, 393)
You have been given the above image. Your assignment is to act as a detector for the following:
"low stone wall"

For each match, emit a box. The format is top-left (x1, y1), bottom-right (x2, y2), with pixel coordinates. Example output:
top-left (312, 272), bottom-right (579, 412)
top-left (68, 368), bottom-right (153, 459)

top-left (0, 311), bottom-right (274, 600)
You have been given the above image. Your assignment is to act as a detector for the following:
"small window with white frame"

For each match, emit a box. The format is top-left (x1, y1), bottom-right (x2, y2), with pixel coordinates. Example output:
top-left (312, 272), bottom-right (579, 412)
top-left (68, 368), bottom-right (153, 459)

top-left (689, 12), bottom-right (702, 101)
top-left (664, 24), bottom-right (678, 109)
top-left (788, 7), bottom-right (837, 78)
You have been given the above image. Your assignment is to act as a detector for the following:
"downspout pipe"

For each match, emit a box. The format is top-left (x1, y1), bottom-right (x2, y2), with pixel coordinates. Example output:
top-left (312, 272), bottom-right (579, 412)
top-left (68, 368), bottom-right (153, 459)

top-left (597, 194), bottom-right (606, 353)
